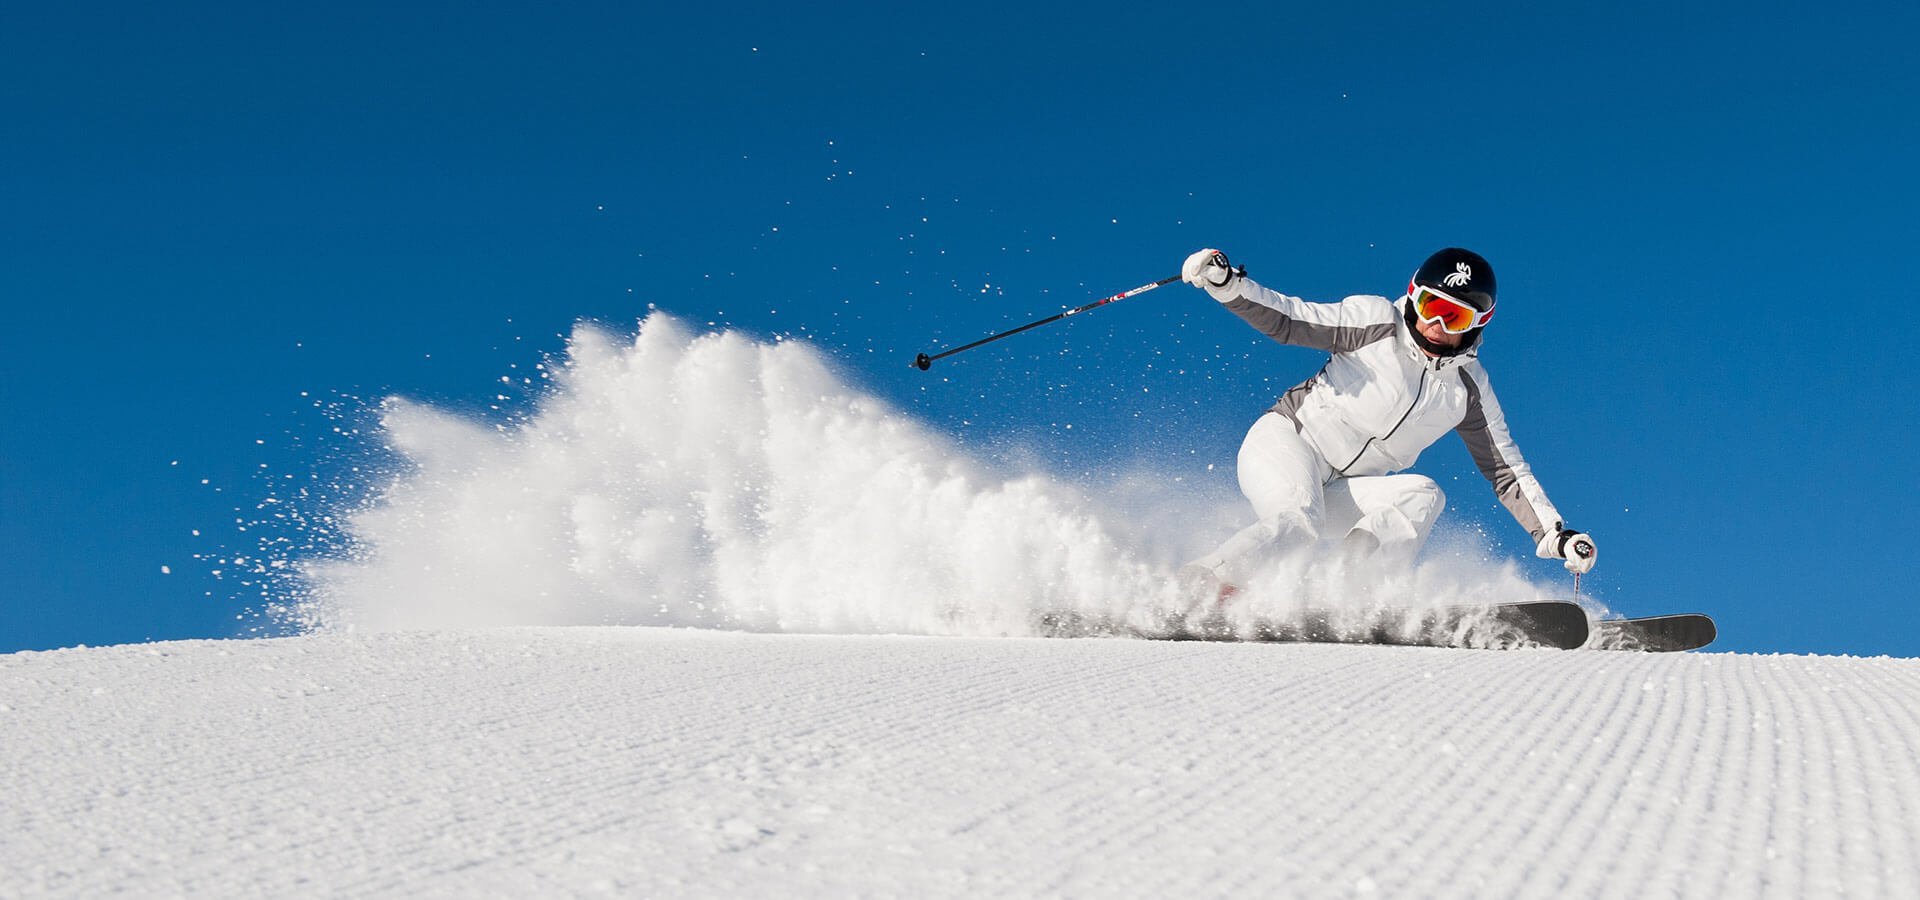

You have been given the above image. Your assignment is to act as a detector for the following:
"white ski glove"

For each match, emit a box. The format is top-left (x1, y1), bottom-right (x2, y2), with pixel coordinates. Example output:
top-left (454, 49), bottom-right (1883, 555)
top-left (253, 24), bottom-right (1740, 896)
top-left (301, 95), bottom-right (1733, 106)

top-left (1182, 248), bottom-right (1239, 290)
top-left (1539, 529), bottom-right (1597, 575)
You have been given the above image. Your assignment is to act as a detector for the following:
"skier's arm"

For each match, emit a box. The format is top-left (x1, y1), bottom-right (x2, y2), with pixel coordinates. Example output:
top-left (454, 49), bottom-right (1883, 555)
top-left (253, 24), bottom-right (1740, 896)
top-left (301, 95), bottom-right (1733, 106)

top-left (1454, 367), bottom-right (1569, 556)
top-left (1183, 249), bottom-right (1395, 353)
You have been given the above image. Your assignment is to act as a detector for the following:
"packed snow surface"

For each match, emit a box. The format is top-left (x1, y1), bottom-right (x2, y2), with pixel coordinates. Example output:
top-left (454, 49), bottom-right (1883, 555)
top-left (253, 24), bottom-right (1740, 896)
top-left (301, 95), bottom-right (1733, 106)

top-left (6, 628), bottom-right (1918, 896)
top-left (73, 315), bottom-right (1899, 895)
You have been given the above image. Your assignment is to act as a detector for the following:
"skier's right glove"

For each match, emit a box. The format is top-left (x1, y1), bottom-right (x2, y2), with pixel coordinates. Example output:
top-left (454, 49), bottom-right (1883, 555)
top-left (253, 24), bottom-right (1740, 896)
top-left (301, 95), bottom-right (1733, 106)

top-left (1182, 248), bottom-right (1241, 291)
top-left (1540, 529), bottom-right (1597, 575)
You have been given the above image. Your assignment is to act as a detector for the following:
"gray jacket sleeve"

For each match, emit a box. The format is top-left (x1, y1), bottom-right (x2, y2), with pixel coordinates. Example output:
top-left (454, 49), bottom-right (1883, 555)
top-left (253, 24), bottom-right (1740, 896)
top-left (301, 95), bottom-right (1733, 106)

top-left (1455, 365), bottom-right (1566, 553)
top-left (1205, 277), bottom-right (1398, 353)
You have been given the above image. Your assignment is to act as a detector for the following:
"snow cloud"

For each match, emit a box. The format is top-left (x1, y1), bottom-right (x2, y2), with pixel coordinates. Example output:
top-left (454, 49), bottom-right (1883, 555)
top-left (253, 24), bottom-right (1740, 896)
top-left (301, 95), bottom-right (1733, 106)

top-left (286, 314), bottom-right (1556, 637)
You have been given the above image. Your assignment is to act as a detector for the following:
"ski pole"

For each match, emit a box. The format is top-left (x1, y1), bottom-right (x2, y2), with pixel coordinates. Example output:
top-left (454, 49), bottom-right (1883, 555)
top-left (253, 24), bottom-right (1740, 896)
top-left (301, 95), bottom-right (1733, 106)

top-left (912, 275), bottom-right (1181, 371)
top-left (1568, 537), bottom-right (1594, 604)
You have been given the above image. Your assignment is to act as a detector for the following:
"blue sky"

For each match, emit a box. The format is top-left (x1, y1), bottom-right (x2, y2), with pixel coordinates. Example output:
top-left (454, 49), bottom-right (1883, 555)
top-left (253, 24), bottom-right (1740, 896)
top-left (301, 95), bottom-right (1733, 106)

top-left (4, 2), bottom-right (1916, 655)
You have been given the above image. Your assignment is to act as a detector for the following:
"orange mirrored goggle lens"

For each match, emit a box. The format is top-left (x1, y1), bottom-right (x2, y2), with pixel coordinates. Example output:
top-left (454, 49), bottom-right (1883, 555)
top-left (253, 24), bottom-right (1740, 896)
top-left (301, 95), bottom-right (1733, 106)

top-left (1413, 286), bottom-right (1493, 334)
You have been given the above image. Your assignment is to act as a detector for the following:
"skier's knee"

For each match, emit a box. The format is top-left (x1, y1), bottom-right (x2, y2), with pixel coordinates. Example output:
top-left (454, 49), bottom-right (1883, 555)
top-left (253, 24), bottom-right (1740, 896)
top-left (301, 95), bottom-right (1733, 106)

top-left (1401, 476), bottom-right (1445, 527)
top-left (1420, 479), bottom-right (1446, 523)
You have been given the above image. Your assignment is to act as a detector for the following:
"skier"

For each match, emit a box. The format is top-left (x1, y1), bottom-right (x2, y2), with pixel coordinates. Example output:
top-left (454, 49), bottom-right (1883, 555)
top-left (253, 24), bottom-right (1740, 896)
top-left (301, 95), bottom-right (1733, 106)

top-left (1177, 247), bottom-right (1596, 595)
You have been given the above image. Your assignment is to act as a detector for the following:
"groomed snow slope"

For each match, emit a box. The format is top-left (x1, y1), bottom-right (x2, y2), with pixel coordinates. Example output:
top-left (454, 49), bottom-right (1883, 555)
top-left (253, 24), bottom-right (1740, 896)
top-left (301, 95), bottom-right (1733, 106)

top-left (5, 629), bottom-right (1918, 896)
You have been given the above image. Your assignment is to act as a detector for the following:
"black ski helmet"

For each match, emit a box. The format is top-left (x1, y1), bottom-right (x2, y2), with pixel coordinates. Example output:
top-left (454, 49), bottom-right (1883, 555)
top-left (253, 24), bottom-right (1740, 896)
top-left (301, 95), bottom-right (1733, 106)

top-left (1405, 247), bottom-right (1496, 356)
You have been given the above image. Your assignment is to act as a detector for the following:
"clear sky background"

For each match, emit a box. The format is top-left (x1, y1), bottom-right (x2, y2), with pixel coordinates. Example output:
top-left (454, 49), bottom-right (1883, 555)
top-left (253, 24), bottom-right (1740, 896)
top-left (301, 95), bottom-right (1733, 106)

top-left (4, 1), bottom-right (1916, 655)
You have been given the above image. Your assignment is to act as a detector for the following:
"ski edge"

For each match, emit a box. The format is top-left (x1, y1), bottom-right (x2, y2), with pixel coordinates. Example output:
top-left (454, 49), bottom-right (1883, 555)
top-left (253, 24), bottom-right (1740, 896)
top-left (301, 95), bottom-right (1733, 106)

top-left (1039, 600), bottom-right (1590, 651)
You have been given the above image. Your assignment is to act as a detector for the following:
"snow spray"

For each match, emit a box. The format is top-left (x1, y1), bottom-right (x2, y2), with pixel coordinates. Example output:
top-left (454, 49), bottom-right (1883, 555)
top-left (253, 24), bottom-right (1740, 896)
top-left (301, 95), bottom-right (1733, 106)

top-left (280, 314), bottom-right (1561, 637)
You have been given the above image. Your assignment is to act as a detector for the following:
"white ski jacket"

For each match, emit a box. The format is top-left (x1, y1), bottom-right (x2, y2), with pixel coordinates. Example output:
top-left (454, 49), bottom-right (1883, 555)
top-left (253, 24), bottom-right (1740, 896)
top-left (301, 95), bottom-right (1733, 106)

top-left (1204, 275), bottom-right (1566, 551)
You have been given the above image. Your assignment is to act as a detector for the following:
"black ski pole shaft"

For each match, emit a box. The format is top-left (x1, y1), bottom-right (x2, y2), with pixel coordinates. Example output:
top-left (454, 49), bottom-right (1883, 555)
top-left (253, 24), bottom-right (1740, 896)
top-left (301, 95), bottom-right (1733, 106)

top-left (912, 274), bottom-right (1181, 371)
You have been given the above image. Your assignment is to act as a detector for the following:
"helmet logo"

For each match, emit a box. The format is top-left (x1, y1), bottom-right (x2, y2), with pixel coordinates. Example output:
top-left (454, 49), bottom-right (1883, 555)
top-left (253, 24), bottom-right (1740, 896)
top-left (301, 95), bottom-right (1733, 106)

top-left (1442, 262), bottom-right (1472, 289)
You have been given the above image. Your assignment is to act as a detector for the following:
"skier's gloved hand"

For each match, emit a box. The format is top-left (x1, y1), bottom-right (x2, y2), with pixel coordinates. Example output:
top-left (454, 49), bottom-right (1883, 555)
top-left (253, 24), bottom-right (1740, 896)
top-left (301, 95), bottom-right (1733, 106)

top-left (1182, 248), bottom-right (1241, 291)
top-left (1539, 529), bottom-right (1597, 575)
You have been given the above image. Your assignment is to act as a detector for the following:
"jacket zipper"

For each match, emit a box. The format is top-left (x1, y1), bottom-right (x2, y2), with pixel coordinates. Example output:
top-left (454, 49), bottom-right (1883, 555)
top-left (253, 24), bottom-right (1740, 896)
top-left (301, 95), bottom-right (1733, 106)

top-left (1336, 367), bottom-right (1430, 475)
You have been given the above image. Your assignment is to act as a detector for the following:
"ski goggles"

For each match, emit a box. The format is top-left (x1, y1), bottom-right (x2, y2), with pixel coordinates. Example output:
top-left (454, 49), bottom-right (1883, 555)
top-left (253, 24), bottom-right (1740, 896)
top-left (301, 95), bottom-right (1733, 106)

top-left (1410, 284), bottom-right (1495, 334)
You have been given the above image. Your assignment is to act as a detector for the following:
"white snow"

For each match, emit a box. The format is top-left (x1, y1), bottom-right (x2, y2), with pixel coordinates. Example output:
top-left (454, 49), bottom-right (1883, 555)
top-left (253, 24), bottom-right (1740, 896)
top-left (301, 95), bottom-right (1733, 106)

top-left (5, 629), bottom-right (1918, 895)
top-left (35, 315), bottom-right (1898, 894)
top-left (280, 314), bottom-right (1564, 641)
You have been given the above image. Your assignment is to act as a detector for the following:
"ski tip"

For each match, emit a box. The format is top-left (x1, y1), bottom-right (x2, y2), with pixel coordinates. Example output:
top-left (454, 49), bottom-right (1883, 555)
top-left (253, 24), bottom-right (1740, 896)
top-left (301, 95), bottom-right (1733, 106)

top-left (1590, 613), bottom-right (1717, 652)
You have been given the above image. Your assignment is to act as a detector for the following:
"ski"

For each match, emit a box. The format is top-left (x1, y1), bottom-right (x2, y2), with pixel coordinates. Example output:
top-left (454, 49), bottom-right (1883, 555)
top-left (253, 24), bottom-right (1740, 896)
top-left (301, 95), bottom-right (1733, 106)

top-left (1587, 614), bottom-right (1716, 652)
top-left (1039, 600), bottom-right (1590, 650)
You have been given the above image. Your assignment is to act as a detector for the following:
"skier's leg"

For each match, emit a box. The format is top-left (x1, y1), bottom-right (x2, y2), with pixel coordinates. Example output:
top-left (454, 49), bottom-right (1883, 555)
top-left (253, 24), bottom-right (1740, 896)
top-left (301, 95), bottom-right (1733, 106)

top-left (1185, 413), bottom-right (1330, 578)
top-left (1323, 474), bottom-right (1447, 567)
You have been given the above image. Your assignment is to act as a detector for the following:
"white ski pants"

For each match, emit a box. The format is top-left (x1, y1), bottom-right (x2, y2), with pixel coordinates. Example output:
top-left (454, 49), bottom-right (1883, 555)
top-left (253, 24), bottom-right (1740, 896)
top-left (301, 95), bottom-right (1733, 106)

top-left (1190, 412), bottom-right (1447, 576)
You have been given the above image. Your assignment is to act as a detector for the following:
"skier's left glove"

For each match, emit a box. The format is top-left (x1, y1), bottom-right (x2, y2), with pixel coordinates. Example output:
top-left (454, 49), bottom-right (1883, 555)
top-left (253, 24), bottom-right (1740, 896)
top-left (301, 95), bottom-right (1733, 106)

top-left (1539, 529), bottom-right (1597, 575)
